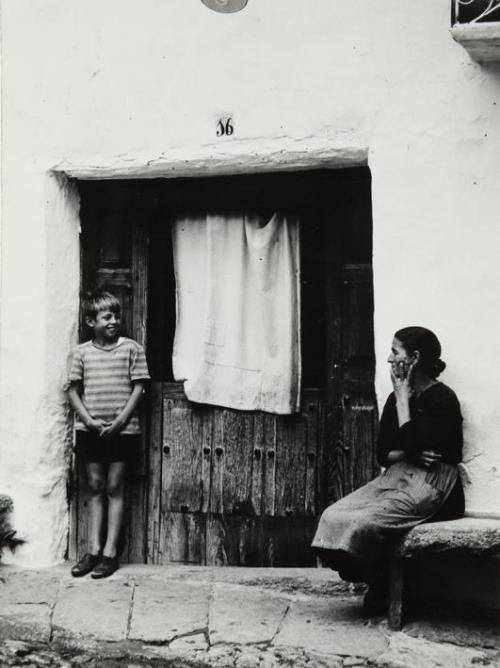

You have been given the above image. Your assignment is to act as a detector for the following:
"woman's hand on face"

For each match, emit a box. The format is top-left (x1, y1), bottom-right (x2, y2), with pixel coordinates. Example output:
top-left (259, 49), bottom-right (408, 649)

top-left (390, 359), bottom-right (416, 398)
top-left (417, 450), bottom-right (442, 469)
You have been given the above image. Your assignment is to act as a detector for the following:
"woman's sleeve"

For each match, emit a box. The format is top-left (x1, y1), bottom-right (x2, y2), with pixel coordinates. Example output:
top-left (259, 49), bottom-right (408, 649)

top-left (396, 389), bottom-right (463, 464)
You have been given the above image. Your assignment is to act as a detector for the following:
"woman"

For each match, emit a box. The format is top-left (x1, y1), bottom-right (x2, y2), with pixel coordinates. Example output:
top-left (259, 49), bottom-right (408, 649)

top-left (312, 326), bottom-right (465, 614)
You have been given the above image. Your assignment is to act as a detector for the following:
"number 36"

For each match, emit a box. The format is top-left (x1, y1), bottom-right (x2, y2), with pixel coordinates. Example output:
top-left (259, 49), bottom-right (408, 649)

top-left (216, 117), bottom-right (234, 137)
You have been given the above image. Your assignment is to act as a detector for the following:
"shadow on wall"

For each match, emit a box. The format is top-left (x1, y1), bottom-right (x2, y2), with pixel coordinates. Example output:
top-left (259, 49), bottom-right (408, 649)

top-left (482, 60), bottom-right (500, 81)
top-left (407, 554), bottom-right (500, 612)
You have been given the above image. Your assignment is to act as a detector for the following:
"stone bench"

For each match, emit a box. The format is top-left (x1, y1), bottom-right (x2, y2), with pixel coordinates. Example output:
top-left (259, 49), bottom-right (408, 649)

top-left (388, 517), bottom-right (500, 630)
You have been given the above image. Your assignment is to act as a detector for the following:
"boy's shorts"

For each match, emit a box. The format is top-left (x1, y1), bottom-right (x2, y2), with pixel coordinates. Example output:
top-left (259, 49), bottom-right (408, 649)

top-left (75, 431), bottom-right (139, 464)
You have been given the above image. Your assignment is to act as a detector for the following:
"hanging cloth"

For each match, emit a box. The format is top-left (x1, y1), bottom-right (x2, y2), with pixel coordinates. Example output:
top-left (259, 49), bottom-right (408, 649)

top-left (171, 212), bottom-right (301, 414)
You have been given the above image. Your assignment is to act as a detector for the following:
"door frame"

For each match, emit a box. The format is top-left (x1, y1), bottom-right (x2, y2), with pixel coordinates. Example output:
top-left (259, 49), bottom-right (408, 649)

top-left (57, 135), bottom-right (371, 562)
top-left (56, 134), bottom-right (367, 180)
top-left (72, 168), bottom-right (377, 565)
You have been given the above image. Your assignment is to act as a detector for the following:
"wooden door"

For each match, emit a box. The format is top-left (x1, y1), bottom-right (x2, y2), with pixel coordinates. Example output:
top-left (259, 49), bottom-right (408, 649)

top-left (71, 170), bottom-right (376, 566)
top-left (322, 179), bottom-right (378, 507)
top-left (146, 385), bottom-right (324, 566)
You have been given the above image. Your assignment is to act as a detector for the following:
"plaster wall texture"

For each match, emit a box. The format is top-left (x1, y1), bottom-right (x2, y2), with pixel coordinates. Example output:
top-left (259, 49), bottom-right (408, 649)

top-left (0, 0), bottom-right (499, 566)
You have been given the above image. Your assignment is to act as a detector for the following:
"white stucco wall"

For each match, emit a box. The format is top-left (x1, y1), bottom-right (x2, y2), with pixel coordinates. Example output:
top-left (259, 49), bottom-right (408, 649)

top-left (1, 0), bottom-right (499, 566)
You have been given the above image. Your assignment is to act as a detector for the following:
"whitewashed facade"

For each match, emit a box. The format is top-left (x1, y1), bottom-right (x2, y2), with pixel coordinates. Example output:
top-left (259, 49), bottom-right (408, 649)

top-left (1, 0), bottom-right (499, 566)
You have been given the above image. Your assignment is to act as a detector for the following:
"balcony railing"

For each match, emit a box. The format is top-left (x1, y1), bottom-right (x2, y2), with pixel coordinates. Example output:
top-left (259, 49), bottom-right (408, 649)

top-left (452, 0), bottom-right (500, 24)
top-left (451, 0), bottom-right (500, 61)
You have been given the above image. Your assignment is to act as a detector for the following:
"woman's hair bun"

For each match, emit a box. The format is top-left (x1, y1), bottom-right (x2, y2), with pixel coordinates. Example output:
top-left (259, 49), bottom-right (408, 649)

top-left (433, 359), bottom-right (446, 377)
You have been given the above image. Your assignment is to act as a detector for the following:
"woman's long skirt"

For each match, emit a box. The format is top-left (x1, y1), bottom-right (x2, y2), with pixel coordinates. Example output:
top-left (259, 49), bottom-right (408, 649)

top-left (311, 460), bottom-right (462, 582)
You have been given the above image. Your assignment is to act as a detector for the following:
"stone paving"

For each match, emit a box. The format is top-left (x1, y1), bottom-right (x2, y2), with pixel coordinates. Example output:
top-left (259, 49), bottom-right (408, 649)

top-left (0, 564), bottom-right (498, 667)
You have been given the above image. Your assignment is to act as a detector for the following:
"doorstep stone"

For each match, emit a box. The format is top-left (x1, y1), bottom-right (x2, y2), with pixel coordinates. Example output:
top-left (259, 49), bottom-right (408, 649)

top-left (0, 567), bottom-right (62, 606)
top-left (129, 578), bottom-right (211, 642)
top-left (274, 597), bottom-right (389, 659)
top-left (209, 584), bottom-right (289, 645)
top-left (52, 578), bottom-right (133, 642)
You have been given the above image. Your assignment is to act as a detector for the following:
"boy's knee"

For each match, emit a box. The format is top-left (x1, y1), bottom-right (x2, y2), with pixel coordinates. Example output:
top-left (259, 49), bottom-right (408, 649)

top-left (87, 475), bottom-right (106, 495)
top-left (106, 478), bottom-right (124, 497)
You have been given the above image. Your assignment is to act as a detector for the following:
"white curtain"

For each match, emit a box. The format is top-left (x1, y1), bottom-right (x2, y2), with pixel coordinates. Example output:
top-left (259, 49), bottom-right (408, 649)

top-left (171, 212), bottom-right (301, 414)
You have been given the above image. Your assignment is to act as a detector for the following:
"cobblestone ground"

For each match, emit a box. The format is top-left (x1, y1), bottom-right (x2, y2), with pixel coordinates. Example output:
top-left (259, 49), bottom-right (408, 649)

top-left (0, 638), bottom-right (374, 668)
top-left (2, 636), bottom-right (499, 668)
top-left (1, 565), bottom-right (498, 668)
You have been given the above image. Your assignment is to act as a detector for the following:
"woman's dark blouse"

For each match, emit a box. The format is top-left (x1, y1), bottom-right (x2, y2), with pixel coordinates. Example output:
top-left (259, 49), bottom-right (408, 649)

top-left (377, 382), bottom-right (463, 468)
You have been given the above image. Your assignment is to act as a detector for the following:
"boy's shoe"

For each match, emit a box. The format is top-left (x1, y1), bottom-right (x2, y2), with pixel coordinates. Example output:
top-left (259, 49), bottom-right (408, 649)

top-left (71, 553), bottom-right (101, 577)
top-left (90, 555), bottom-right (119, 579)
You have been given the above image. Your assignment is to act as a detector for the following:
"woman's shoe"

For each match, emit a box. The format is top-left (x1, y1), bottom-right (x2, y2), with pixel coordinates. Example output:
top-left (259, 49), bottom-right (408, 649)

top-left (91, 555), bottom-right (119, 579)
top-left (71, 553), bottom-right (101, 577)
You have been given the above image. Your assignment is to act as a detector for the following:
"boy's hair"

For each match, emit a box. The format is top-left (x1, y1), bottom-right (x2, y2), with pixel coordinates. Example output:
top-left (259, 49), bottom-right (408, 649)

top-left (82, 291), bottom-right (121, 320)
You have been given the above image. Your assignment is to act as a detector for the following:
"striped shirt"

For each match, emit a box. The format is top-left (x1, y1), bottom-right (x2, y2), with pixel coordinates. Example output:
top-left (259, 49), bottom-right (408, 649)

top-left (68, 337), bottom-right (150, 435)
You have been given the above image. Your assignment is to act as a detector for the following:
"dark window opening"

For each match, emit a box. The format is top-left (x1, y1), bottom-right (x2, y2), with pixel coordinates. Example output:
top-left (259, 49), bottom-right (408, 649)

top-left (77, 167), bottom-right (372, 392)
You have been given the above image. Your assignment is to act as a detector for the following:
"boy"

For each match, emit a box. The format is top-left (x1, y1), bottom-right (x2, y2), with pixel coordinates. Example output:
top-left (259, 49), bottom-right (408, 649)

top-left (66, 291), bottom-right (150, 578)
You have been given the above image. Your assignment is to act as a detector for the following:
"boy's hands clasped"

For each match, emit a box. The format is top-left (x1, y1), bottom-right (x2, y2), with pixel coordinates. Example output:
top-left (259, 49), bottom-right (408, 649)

top-left (85, 417), bottom-right (108, 434)
top-left (86, 417), bottom-right (124, 438)
top-left (100, 418), bottom-right (126, 438)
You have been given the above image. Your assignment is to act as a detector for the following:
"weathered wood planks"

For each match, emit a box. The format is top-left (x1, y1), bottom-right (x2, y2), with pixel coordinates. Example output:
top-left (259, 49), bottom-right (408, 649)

top-left (147, 383), bottom-right (325, 566)
top-left (146, 383), bottom-right (163, 563)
